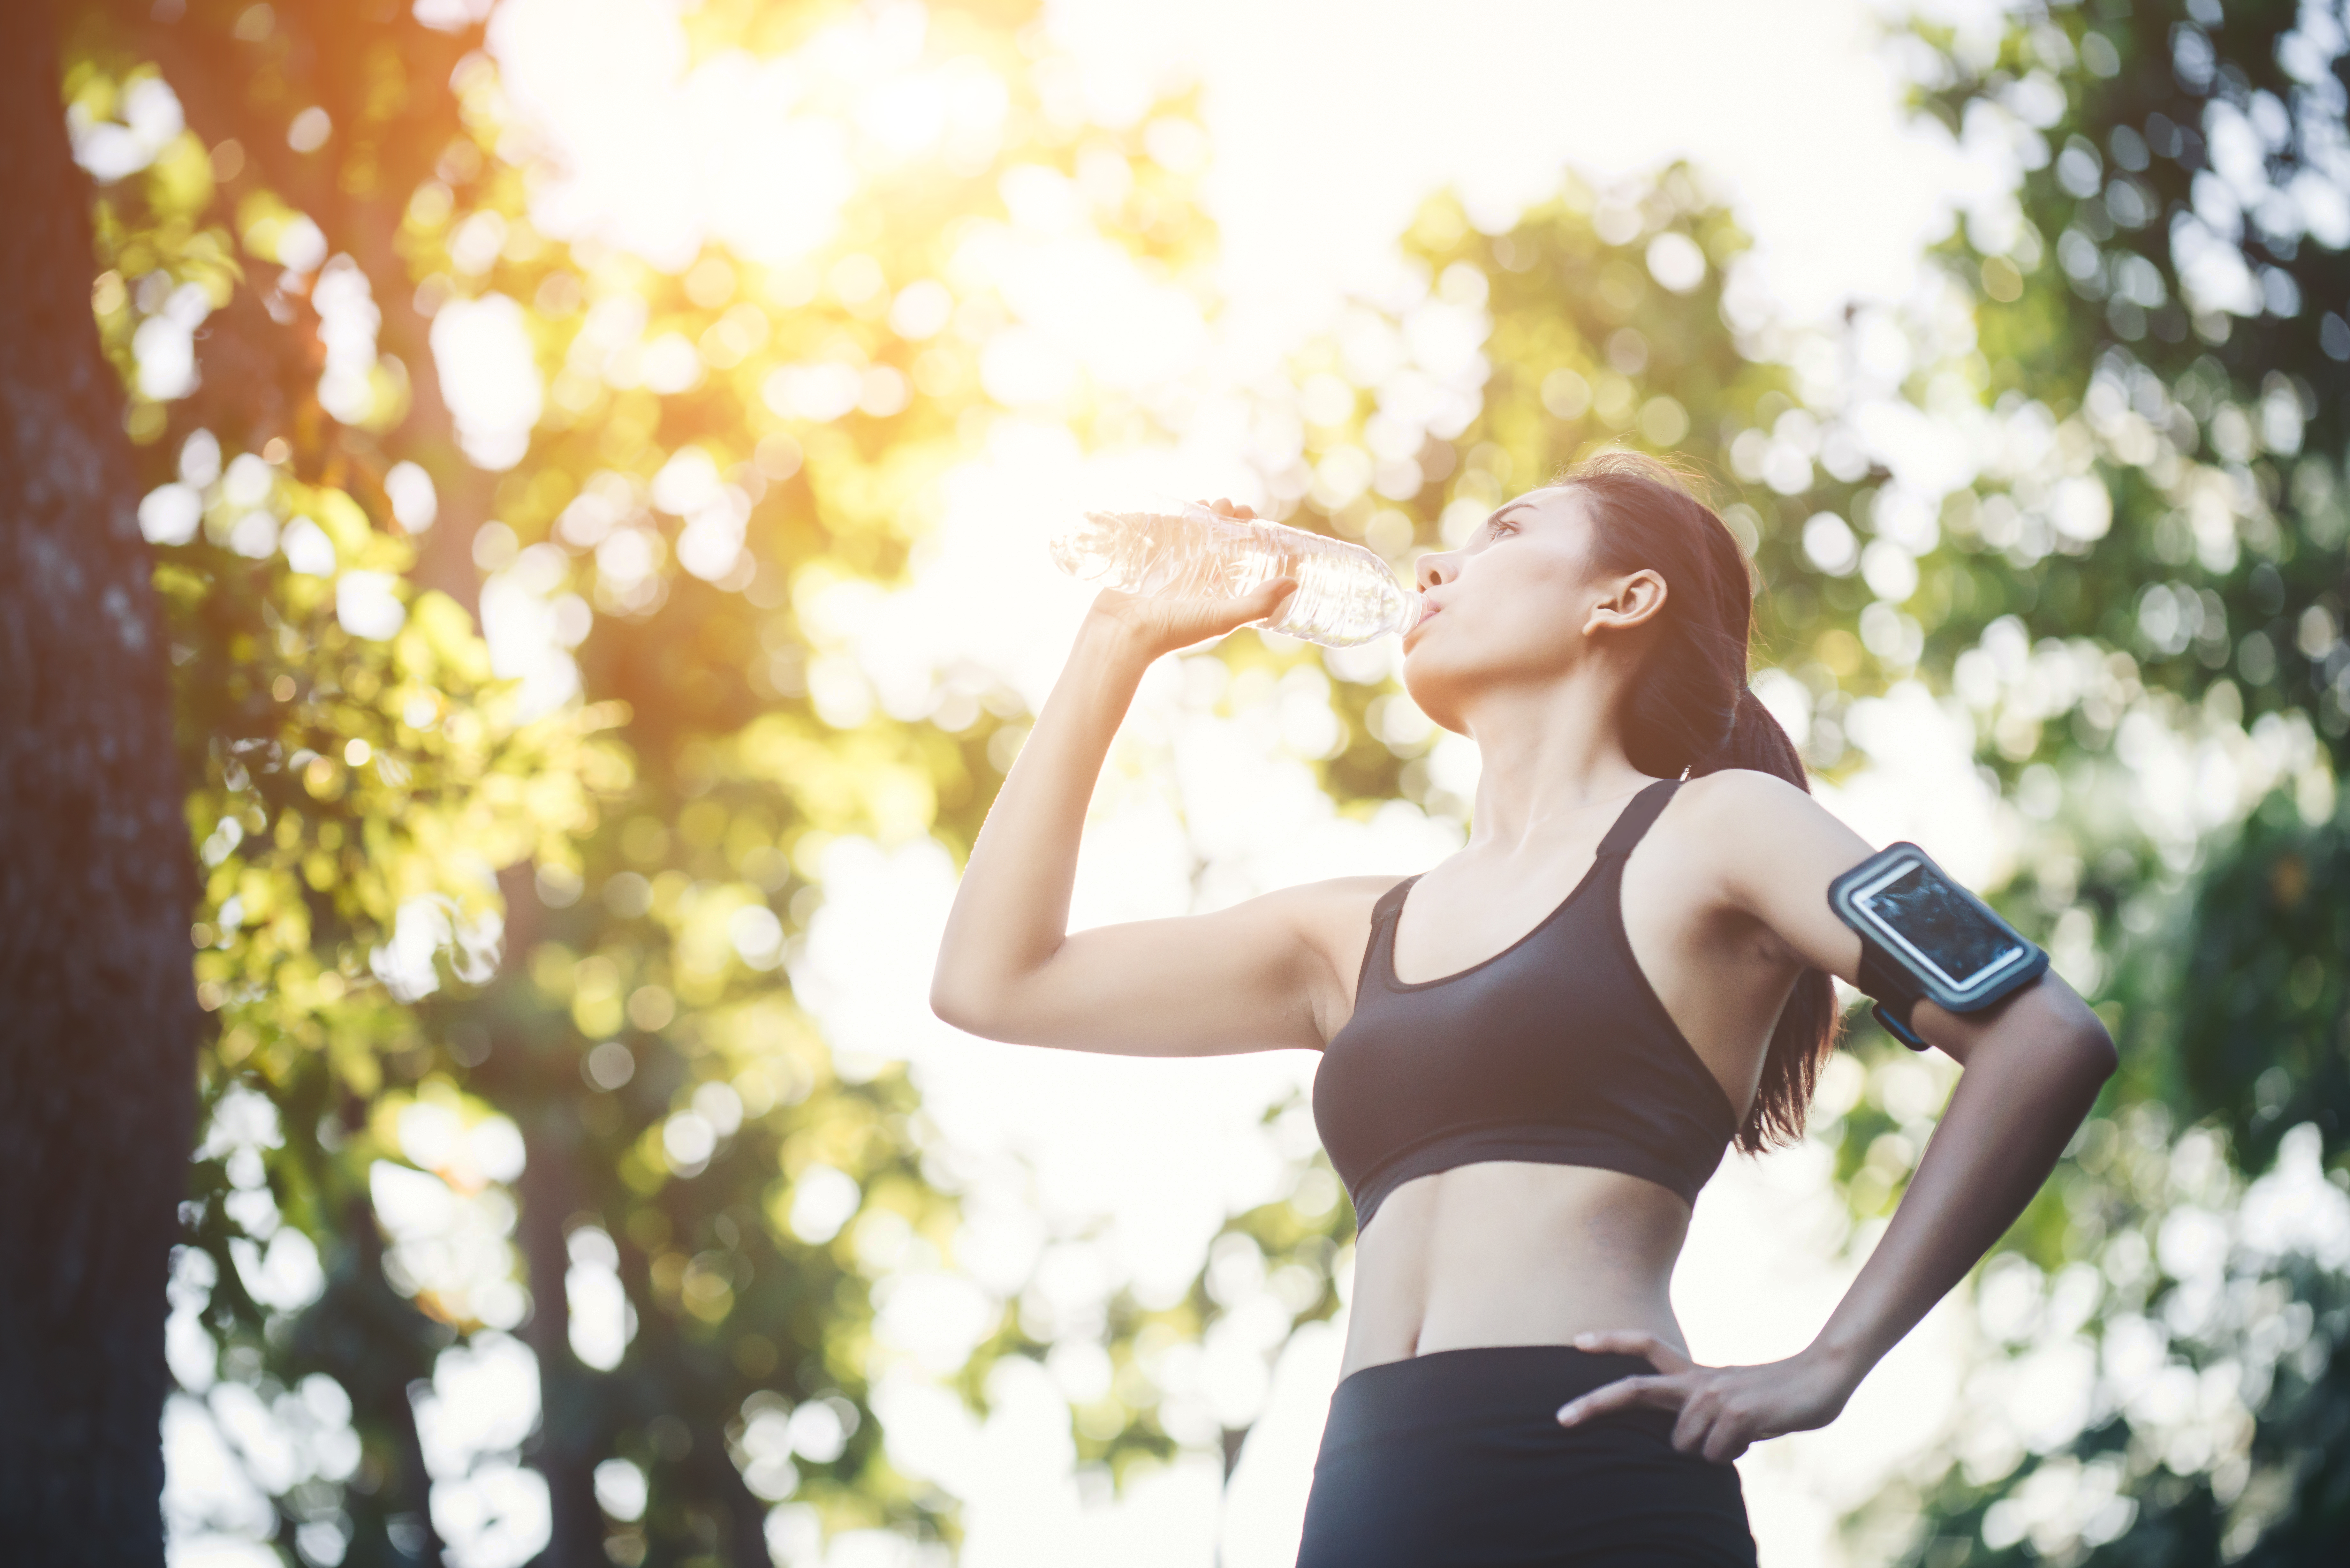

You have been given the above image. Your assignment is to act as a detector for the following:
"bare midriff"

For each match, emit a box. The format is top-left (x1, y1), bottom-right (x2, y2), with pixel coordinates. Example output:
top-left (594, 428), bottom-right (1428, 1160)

top-left (1336, 1160), bottom-right (1695, 1384)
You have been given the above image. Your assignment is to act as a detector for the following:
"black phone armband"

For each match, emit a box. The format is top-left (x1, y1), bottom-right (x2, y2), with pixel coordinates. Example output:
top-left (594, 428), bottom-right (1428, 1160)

top-left (1827, 843), bottom-right (2049, 1051)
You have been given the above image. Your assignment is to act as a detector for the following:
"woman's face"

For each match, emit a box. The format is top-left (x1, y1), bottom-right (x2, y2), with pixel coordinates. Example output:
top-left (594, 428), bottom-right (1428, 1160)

top-left (1400, 485), bottom-right (1658, 733)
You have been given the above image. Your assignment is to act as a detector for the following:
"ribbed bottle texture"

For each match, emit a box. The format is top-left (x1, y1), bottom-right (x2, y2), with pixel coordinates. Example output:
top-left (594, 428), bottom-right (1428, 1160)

top-left (1049, 499), bottom-right (1425, 648)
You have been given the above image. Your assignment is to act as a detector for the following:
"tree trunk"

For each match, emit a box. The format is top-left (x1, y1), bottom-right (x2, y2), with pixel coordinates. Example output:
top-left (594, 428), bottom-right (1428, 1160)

top-left (521, 1113), bottom-right (603, 1566)
top-left (0, 4), bottom-right (199, 1562)
top-left (293, 1180), bottom-right (447, 1568)
top-left (364, 1210), bottom-right (450, 1568)
top-left (700, 1421), bottom-right (772, 1568)
top-left (490, 864), bottom-right (605, 1566)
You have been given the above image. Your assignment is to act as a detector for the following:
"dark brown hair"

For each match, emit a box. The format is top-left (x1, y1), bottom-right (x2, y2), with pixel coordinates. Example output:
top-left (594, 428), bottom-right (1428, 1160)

top-left (1553, 447), bottom-right (1844, 1153)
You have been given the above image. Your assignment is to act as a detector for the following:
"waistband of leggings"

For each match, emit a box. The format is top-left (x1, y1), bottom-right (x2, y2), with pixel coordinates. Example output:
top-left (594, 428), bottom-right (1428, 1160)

top-left (1332, 1343), bottom-right (1661, 1401)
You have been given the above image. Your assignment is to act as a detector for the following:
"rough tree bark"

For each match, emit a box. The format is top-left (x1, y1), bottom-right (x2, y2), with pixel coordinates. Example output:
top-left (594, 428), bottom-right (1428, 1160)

top-left (0, 4), bottom-right (199, 1562)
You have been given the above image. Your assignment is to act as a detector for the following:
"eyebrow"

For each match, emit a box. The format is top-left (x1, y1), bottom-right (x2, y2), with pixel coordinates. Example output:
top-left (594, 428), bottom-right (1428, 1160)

top-left (1484, 503), bottom-right (1535, 529)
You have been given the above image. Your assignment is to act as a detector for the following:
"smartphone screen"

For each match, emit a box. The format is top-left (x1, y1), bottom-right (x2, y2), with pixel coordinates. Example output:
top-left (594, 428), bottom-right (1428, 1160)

top-left (1851, 856), bottom-right (2033, 996)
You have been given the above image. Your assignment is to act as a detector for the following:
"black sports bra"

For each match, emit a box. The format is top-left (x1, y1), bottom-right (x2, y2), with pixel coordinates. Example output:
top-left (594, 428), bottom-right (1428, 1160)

top-left (1312, 779), bottom-right (1742, 1235)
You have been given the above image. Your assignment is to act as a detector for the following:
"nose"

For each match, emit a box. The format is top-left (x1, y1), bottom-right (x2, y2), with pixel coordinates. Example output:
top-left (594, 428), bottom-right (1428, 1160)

top-left (1416, 550), bottom-right (1455, 592)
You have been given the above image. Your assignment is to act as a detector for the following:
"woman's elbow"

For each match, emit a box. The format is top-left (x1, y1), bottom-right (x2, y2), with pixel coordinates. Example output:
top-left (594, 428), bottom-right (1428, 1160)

top-left (1999, 984), bottom-right (2117, 1089)
top-left (929, 968), bottom-right (1021, 1038)
top-left (2071, 1016), bottom-right (2120, 1084)
top-left (2044, 995), bottom-right (2119, 1088)
top-left (929, 973), bottom-right (987, 1034)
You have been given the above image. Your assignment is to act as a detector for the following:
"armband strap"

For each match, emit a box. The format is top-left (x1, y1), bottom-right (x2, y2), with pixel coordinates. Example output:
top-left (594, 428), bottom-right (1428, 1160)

top-left (1856, 935), bottom-right (1932, 1052)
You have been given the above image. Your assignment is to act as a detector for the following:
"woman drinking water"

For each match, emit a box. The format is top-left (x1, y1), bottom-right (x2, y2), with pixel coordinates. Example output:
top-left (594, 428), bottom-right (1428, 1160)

top-left (929, 450), bottom-right (2116, 1564)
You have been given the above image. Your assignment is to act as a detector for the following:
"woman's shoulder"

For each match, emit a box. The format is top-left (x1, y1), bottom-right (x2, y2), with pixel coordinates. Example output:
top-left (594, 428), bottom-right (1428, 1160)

top-left (1675, 765), bottom-right (1822, 816)
top-left (1270, 871), bottom-right (1422, 922)
top-left (1664, 768), bottom-right (1842, 853)
top-left (1664, 768), bottom-right (1880, 914)
top-left (1250, 872), bottom-right (1422, 958)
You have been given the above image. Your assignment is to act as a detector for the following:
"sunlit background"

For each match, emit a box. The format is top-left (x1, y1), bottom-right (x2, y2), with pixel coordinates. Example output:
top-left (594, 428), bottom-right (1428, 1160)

top-left (66, 0), bottom-right (2350, 1564)
top-left (467, 3), bottom-right (1983, 1561)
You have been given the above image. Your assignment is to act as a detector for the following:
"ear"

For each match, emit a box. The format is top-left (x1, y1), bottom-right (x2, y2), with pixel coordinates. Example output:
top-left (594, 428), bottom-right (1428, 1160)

top-left (1581, 567), bottom-right (1668, 637)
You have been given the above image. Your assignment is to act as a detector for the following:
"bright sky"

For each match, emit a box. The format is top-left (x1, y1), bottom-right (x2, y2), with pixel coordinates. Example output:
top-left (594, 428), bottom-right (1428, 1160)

top-left (1047, 0), bottom-right (1994, 332)
top-left (472, 0), bottom-right (2015, 381)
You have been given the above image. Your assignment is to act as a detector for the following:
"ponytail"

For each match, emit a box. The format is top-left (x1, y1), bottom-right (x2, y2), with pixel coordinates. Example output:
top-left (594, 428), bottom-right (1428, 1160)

top-left (1692, 684), bottom-right (1806, 785)
top-left (1557, 450), bottom-right (1843, 1154)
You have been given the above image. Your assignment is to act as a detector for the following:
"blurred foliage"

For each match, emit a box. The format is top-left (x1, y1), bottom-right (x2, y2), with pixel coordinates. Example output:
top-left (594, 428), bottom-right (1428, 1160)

top-left (1842, 1), bottom-right (2350, 1562)
top-left (65, 0), bottom-right (1226, 1563)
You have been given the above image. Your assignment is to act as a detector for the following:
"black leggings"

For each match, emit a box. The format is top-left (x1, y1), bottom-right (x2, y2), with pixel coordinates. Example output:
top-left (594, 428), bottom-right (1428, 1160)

top-left (1294, 1346), bottom-right (1759, 1567)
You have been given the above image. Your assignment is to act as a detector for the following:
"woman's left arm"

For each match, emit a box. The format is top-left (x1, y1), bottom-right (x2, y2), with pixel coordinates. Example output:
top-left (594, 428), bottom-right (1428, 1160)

top-left (1558, 770), bottom-right (2118, 1462)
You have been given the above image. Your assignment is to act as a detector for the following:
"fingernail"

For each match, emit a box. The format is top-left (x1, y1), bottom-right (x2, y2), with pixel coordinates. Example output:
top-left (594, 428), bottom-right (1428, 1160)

top-left (1574, 1333), bottom-right (1594, 1346)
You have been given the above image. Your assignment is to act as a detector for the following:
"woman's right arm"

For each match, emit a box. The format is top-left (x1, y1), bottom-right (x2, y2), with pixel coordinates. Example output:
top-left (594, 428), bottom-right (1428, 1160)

top-left (929, 564), bottom-right (1358, 1058)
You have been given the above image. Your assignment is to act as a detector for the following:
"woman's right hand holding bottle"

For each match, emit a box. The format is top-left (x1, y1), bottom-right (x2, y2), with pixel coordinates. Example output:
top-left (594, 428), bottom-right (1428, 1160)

top-left (1083, 499), bottom-right (1297, 661)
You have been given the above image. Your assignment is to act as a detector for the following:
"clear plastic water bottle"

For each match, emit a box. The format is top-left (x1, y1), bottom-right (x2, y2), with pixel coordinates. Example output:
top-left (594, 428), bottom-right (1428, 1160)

top-left (1048, 498), bottom-right (1426, 648)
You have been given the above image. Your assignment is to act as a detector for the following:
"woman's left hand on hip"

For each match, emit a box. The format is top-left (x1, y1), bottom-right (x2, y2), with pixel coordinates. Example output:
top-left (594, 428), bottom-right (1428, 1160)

top-left (1552, 1330), bottom-right (1852, 1463)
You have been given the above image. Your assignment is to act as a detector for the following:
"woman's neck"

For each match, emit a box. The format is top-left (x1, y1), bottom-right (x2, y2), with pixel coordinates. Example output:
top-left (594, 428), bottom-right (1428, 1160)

top-left (1456, 670), bottom-right (1655, 857)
